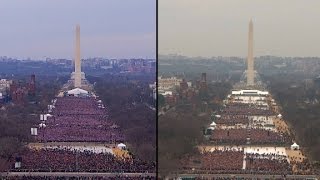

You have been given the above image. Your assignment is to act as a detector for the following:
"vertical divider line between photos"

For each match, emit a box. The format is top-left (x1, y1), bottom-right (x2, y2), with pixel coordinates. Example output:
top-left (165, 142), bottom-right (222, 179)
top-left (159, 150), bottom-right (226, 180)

top-left (155, 0), bottom-right (159, 178)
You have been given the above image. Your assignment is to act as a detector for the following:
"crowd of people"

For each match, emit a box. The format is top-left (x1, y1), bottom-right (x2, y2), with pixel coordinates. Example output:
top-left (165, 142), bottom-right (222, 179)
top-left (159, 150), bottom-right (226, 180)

top-left (180, 150), bottom-right (295, 174)
top-left (36, 96), bottom-right (124, 143)
top-left (10, 148), bottom-right (155, 173)
top-left (45, 115), bottom-right (110, 126)
top-left (17, 96), bottom-right (156, 173)
top-left (2, 175), bottom-right (156, 180)
top-left (200, 150), bottom-right (244, 171)
top-left (53, 97), bottom-right (105, 116)
top-left (220, 104), bottom-right (275, 116)
top-left (210, 128), bottom-right (284, 145)
top-left (36, 126), bottom-right (124, 142)
top-left (245, 153), bottom-right (292, 174)
top-left (292, 158), bottom-right (315, 175)
top-left (249, 129), bottom-right (284, 144)
top-left (215, 115), bottom-right (249, 125)
top-left (210, 129), bottom-right (247, 144)
top-left (178, 93), bottom-right (316, 176)
top-left (180, 150), bottom-right (244, 173)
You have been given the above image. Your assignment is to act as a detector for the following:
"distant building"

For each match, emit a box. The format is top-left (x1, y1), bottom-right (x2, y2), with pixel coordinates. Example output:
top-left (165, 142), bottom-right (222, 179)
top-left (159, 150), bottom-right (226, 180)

top-left (164, 94), bottom-right (178, 106)
top-left (149, 82), bottom-right (156, 100)
top-left (200, 73), bottom-right (207, 90)
top-left (28, 74), bottom-right (36, 96)
top-left (158, 76), bottom-right (182, 91)
top-left (0, 79), bottom-right (13, 94)
top-left (149, 82), bottom-right (156, 89)
top-left (7, 74), bottom-right (37, 104)
top-left (230, 89), bottom-right (269, 107)
top-left (159, 91), bottom-right (173, 96)
top-left (11, 87), bottom-right (27, 104)
top-left (180, 79), bottom-right (188, 91)
top-left (152, 88), bottom-right (156, 100)
top-left (231, 89), bottom-right (269, 96)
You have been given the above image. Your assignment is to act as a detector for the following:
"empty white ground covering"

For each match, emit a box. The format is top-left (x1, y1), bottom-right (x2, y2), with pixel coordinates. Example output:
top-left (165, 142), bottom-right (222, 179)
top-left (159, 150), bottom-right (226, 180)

top-left (209, 145), bottom-right (244, 152)
top-left (244, 146), bottom-right (288, 169)
top-left (244, 146), bottom-right (287, 157)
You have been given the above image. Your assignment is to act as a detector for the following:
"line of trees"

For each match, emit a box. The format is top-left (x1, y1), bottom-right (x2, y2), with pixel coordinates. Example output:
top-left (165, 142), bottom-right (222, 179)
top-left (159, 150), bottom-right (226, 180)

top-left (0, 75), bottom-right (63, 171)
top-left (90, 73), bottom-right (156, 163)
top-left (265, 74), bottom-right (320, 165)
top-left (158, 81), bottom-right (232, 176)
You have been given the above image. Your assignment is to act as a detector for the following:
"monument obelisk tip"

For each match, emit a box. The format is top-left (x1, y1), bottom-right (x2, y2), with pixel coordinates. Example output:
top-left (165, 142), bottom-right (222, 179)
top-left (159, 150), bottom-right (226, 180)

top-left (247, 19), bottom-right (254, 86)
top-left (74, 24), bottom-right (81, 88)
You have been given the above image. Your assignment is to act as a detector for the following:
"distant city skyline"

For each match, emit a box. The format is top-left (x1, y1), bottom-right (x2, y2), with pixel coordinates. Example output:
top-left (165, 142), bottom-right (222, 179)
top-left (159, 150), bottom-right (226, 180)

top-left (0, 0), bottom-right (156, 59)
top-left (159, 54), bottom-right (320, 59)
top-left (159, 0), bottom-right (320, 57)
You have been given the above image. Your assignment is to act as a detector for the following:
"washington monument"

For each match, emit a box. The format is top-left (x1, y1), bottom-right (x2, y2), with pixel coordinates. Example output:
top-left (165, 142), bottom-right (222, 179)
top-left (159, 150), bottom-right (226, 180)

top-left (74, 24), bottom-right (81, 88)
top-left (62, 25), bottom-right (92, 91)
top-left (247, 19), bottom-right (254, 86)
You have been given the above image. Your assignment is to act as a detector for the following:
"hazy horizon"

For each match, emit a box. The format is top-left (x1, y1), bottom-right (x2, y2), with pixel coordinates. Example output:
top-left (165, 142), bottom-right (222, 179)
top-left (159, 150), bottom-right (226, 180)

top-left (159, 0), bottom-right (320, 57)
top-left (159, 53), bottom-right (320, 59)
top-left (0, 0), bottom-right (156, 59)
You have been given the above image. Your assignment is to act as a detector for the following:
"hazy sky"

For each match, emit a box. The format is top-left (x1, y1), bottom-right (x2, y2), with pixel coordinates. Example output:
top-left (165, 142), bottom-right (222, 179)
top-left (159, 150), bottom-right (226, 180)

top-left (0, 0), bottom-right (155, 59)
top-left (159, 0), bottom-right (320, 57)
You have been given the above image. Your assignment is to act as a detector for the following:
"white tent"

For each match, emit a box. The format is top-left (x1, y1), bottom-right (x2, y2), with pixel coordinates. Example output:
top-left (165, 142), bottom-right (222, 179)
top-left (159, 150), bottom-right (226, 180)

top-left (39, 123), bottom-right (46, 128)
top-left (111, 124), bottom-right (119, 129)
top-left (67, 88), bottom-right (89, 96)
top-left (210, 121), bottom-right (217, 127)
top-left (277, 114), bottom-right (282, 118)
top-left (117, 143), bottom-right (126, 150)
top-left (31, 128), bottom-right (38, 136)
top-left (215, 115), bottom-right (221, 118)
top-left (15, 162), bottom-right (21, 168)
top-left (291, 143), bottom-right (300, 150)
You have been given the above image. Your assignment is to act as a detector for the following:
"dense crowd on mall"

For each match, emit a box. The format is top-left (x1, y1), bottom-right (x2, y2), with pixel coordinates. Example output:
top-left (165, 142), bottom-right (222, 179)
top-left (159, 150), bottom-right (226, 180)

top-left (36, 96), bottom-right (124, 142)
top-left (2, 175), bottom-right (156, 180)
top-left (215, 115), bottom-right (249, 125)
top-left (210, 129), bottom-right (285, 145)
top-left (9, 148), bottom-right (155, 173)
top-left (245, 153), bottom-right (292, 174)
top-left (179, 149), bottom-right (294, 175)
top-left (220, 103), bottom-right (275, 116)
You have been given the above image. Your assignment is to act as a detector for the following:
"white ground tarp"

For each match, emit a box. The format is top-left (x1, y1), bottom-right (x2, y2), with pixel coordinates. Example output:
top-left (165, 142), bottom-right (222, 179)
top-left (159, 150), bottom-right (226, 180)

top-left (67, 88), bottom-right (89, 96)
